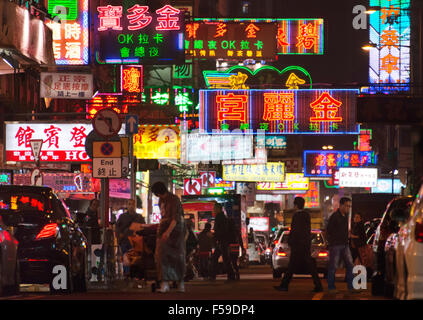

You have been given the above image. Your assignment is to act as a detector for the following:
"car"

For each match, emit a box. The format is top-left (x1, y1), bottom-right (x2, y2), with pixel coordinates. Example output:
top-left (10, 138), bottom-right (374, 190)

top-left (371, 195), bottom-right (414, 296)
top-left (255, 233), bottom-right (270, 264)
top-left (247, 232), bottom-right (261, 264)
top-left (394, 185), bottom-right (423, 300)
top-left (0, 186), bottom-right (88, 293)
top-left (271, 230), bottom-right (329, 279)
top-left (0, 216), bottom-right (19, 296)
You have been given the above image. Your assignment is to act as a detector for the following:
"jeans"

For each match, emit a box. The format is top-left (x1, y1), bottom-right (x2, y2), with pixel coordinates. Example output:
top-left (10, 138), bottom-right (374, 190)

top-left (327, 245), bottom-right (354, 290)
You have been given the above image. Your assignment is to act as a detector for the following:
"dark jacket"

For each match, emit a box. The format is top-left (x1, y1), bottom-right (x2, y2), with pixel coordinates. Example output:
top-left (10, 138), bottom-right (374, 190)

top-left (288, 210), bottom-right (312, 250)
top-left (351, 221), bottom-right (366, 248)
top-left (326, 209), bottom-right (349, 247)
top-left (227, 218), bottom-right (243, 247)
top-left (213, 212), bottom-right (228, 244)
top-left (198, 230), bottom-right (215, 252)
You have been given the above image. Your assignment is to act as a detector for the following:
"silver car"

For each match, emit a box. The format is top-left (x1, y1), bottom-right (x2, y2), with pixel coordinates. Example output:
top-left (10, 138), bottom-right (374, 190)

top-left (0, 216), bottom-right (19, 296)
top-left (272, 230), bottom-right (329, 279)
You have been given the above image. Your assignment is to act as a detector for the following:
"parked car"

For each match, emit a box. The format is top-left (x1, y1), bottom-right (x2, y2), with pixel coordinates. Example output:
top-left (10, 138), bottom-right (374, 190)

top-left (0, 186), bottom-right (88, 294)
top-left (365, 218), bottom-right (381, 243)
top-left (0, 216), bottom-right (19, 296)
top-left (371, 195), bottom-right (414, 296)
top-left (247, 232), bottom-right (261, 264)
top-left (272, 230), bottom-right (329, 279)
top-left (394, 185), bottom-right (423, 300)
top-left (256, 233), bottom-right (270, 264)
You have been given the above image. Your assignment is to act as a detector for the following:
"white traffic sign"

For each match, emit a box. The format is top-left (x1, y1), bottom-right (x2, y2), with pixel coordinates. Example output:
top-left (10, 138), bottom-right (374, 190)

top-left (31, 169), bottom-right (43, 186)
top-left (93, 158), bottom-right (122, 179)
top-left (92, 109), bottom-right (122, 138)
top-left (30, 139), bottom-right (43, 162)
top-left (200, 171), bottom-right (216, 187)
top-left (184, 178), bottom-right (202, 195)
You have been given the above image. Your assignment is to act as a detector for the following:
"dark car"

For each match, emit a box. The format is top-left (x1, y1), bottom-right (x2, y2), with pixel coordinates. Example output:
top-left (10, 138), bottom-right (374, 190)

top-left (371, 196), bottom-right (414, 297)
top-left (0, 216), bottom-right (19, 296)
top-left (0, 186), bottom-right (88, 293)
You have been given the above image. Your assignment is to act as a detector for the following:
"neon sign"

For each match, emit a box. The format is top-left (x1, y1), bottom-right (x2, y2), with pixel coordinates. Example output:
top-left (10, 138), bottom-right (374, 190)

top-left (368, 0), bottom-right (410, 93)
top-left (46, 0), bottom-right (89, 65)
top-left (94, 4), bottom-right (185, 64)
top-left (121, 65), bottom-right (142, 93)
top-left (295, 181), bottom-right (320, 208)
top-left (200, 89), bottom-right (359, 134)
top-left (303, 150), bottom-right (377, 178)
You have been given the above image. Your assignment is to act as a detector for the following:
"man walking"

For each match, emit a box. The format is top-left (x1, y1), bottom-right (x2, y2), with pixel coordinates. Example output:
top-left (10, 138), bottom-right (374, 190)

top-left (274, 197), bottom-right (323, 292)
top-left (326, 197), bottom-right (357, 294)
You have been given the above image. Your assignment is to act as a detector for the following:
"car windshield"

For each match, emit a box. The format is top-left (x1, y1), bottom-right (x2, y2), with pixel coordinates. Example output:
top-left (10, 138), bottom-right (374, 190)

top-left (281, 232), bottom-right (324, 245)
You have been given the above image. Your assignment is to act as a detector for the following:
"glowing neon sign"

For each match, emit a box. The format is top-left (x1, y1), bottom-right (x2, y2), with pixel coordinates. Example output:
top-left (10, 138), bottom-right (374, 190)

top-left (368, 0), bottom-right (410, 93)
top-left (121, 65), bottom-right (143, 93)
top-left (200, 89), bottom-right (359, 134)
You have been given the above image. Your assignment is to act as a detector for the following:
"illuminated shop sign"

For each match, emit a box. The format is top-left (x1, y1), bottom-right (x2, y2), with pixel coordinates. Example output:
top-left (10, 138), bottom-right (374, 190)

top-left (257, 173), bottom-right (309, 191)
top-left (5, 122), bottom-right (125, 162)
top-left (249, 217), bottom-right (269, 232)
top-left (94, 3), bottom-right (185, 64)
top-left (223, 162), bottom-right (285, 182)
top-left (46, 0), bottom-right (89, 65)
top-left (0, 172), bottom-right (12, 185)
top-left (214, 178), bottom-right (236, 190)
top-left (185, 21), bottom-right (277, 60)
top-left (295, 181), bottom-right (319, 208)
top-left (187, 18), bottom-right (324, 56)
top-left (86, 94), bottom-right (140, 118)
top-left (221, 147), bottom-right (267, 165)
top-left (368, 0), bottom-right (410, 93)
top-left (356, 129), bottom-right (372, 151)
top-left (256, 135), bottom-right (286, 149)
top-left (40, 73), bottom-right (93, 99)
top-left (133, 125), bottom-right (180, 159)
top-left (372, 178), bottom-right (404, 194)
top-left (142, 86), bottom-right (197, 114)
top-left (303, 150), bottom-right (377, 177)
top-left (121, 65), bottom-right (142, 94)
top-left (13, 173), bottom-right (93, 193)
top-left (338, 168), bottom-right (378, 188)
top-left (200, 89), bottom-right (359, 134)
top-left (203, 65), bottom-right (312, 90)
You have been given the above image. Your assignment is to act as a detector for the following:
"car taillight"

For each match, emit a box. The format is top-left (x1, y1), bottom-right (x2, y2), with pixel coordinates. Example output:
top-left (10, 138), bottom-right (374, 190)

top-left (273, 240), bottom-right (278, 246)
top-left (415, 221), bottom-right (423, 243)
top-left (36, 223), bottom-right (58, 240)
top-left (277, 248), bottom-right (287, 257)
top-left (318, 251), bottom-right (329, 258)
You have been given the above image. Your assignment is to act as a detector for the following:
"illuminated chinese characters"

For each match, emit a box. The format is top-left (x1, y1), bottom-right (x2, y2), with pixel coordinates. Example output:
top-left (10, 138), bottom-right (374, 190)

top-left (121, 65), bottom-right (143, 93)
top-left (200, 89), bottom-right (358, 134)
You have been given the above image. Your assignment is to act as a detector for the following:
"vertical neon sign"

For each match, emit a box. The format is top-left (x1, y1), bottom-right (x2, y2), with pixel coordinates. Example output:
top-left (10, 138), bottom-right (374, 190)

top-left (368, 0), bottom-right (410, 93)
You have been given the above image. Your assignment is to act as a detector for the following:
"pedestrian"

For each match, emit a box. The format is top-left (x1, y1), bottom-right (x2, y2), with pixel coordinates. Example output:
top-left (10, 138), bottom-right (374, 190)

top-left (151, 181), bottom-right (186, 293)
top-left (227, 217), bottom-right (245, 281)
top-left (82, 199), bottom-right (101, 245)
top-left (326, 197), bottom-right (359, 294)
top-left (350, 212), bottom-right (366, 264)
top-left (116, 199), bottom-right (146, 278)
top-left (210, 202), bottom-right (235, 281)
top-left (274, 197), bottom-right (323, 292)
top-left (184, 219), bottom-right (198, 281)
top-left (197, 222), bottom-right (215, 279)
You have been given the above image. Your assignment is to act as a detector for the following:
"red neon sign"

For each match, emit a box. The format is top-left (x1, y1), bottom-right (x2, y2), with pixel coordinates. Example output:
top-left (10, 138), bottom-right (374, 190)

top-left (122, 67), bottom-right (142, 93)
top-left (127, 5), bottom-right (152, 30)
top-left (155, 5), bottom-right (180, 31)
top-left (245, 23), bottom-right (260, 38)
top-left (263, 92), bottom-right (295, 122)
top-left (97, 5), bottom-right (123, 31)
top-left (296, 23), bottom-right (318, 50)
top-left (216, 93), bottom-right (248, 122)
top-left (309, 92), bottom-right (343, 123)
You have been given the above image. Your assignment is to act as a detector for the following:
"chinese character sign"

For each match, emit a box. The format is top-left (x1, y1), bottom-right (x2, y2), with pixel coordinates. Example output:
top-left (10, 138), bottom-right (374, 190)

top-left (222, 162), bottom-right (285, 183)
top-left (5, 122), bottom-right (125, 162)
top-left (40, 73), bottom-right (93, 99)
top-left (185, 21), bottom-right (277, 60)
top-left (303, 150), bottom-right (377, 177)
top-left (368, 0), bottom-right (410, 93)
top-left (200, 89), bottom-right (358, 134)
top-left (121, 65), bottom-right (143, 93)
top-left (46, 0), bottom-right (89, 64)
top-left (338, 168), bottom-right (378, 188)
top-left (94, 2), bottom-right (185, 64)
top-left (133, 125), bottom-right (180, 159)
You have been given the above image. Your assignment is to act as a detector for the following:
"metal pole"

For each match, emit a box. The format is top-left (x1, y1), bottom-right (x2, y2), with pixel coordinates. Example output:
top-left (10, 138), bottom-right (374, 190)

top-left (130, 134), bottom-right (136, 201)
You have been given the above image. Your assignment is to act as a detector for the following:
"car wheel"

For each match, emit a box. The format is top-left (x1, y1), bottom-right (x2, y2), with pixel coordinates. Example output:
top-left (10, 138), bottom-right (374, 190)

top-left (272, 268), bottom-right (282, 279)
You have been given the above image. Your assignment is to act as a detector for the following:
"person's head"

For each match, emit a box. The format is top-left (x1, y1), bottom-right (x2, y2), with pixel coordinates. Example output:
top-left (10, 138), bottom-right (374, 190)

top-left (249, 227), bottom-right (254, 233)
top-left (213, 202), bottom-right (223, 215)
top-left (89, 199), bottom-right (99, 210)
top-left (151, 182), bottom-right (168, 199)
top-left (186, 219), bottom-right (194, 229)
top-left (204, 222), bottom-right (212, 232)
top-left (353, 212), bottom-right (362, 223)
top-left (128, 199), bottom-right (136, 213)
top-left (293, 196), bottom-right (305, 210)
top-left (339, 197), bottom-right (352, 216)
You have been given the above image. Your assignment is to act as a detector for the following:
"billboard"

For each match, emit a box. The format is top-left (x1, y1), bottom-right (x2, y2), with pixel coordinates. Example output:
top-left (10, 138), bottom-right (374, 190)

top-left (223, 162), bottom-right (285, 182)
top-left (257, 173), bottom-right (309, 191)
top-left (338, 168), bottom-right (378, 188)
top-left (13, 173), bottom-right (93, 193)
top-left (248, 217), bottom-right (269, 232)
top-left (199, 89), bottom-right (359, 134)
top-left (133, 125), bottom-right (180, 159)
top-left (40, 73), bottom-right (93, 99)
top-left (93, 3), bottom-right (185, 64)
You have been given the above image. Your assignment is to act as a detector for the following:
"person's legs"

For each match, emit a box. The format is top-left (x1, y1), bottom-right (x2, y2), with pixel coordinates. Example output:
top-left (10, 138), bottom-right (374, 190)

top-left (210, 247), bottom-right (221, 280)
top-left (342, 246), bottom-right (355, 290)
top-left (327, 246), bottom-right (341, 290)
top-left (279, 250), bottom-right (298, 289)
top-left (220, 243), bottom-right (235, 280)
top-left (307, 255), bottom-right (323, 290)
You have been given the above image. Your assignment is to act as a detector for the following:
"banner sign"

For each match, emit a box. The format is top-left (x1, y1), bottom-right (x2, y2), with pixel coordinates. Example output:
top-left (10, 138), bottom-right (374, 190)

top-left (303, 150), bottom-right (377, 177)
top-left (248, 217), bottom-right (269, 232)
top-left (257, 173), bottom-right (309, 191)
top-left (184, 133), bottom-right (253, 163)
top-left (185, 21), bottom-right (277, 60)
top-left (223, 162), bottom-right (285, 182)
top-left (5, 122), bottom-right (125, 162)
top-left (14, 173), bottom-right (93, 193)
top-left (40, 73), bottom-right (93, 99)
top-left (199, 89), bottom-right (359, 134)
top-left (133, 125), bottom-right (180, 159)
top-left (338, 167), bottom-right (378, 188)
top-left (93, 2), bottom-right (185, 64)
top-left (46, 0), bottom-right (90, 65)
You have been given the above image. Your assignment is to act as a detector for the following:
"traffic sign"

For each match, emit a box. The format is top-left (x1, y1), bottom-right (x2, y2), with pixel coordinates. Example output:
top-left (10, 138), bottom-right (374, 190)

top-left (93, 141), bottom-right (122, 158)
top-left (125, 114), bottom-right (139, 135)
top-left (93, 158), bottom-right (122, 179)
top-left (92, 108), bottom-right (122, 138)
top-left (184, 178), bottom-right (202, 195)
top-left (200, 171), bottom-right (216, 188)
top-left (30, 139), bottom-right (43, 162)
